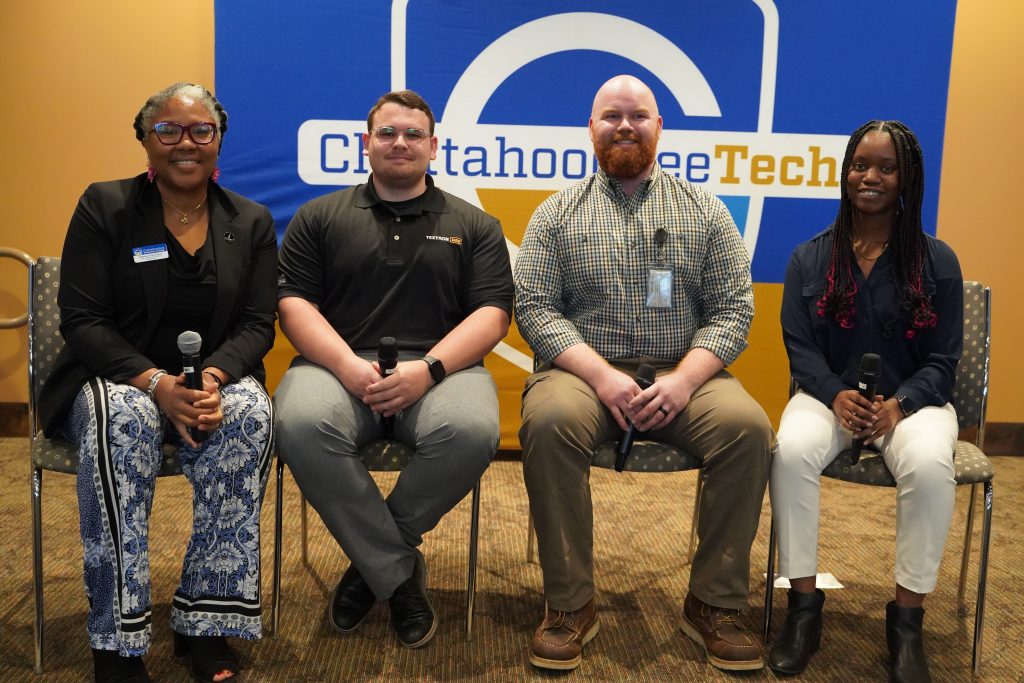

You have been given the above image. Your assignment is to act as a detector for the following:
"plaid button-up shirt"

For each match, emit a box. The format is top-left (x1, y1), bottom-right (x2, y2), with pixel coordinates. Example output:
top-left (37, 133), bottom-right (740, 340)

top-left (514, 165), bottom-right (754, 365)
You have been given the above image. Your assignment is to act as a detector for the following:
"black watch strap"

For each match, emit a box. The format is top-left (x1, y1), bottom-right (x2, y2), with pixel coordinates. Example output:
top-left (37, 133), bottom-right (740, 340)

top-left (423, 355), bottom-right (446, 384)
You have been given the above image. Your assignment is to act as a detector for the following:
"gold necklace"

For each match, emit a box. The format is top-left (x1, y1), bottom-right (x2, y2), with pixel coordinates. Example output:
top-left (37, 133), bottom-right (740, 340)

top-left (162, 195), bottom-right (207, 224)
top-left (851, 237), bottom-right (889, 261)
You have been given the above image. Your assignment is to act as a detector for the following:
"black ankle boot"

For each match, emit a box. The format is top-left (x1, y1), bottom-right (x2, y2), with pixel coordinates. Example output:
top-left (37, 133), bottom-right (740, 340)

top-left (886, 601), bottom-right (931, 683)
top-left (91, 648), bottom-right (150, 683)
top-left (768, 589), bottom-right (825, 675)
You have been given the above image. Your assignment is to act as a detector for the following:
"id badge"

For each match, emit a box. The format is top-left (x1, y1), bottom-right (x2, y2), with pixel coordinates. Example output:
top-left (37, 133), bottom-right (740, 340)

top-left (646, 266), bottom-right (673, 308)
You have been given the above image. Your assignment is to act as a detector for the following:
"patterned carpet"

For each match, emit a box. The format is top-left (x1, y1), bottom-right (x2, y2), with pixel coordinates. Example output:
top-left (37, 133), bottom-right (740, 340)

top-left (0, 437), bottom-right (1021, 682)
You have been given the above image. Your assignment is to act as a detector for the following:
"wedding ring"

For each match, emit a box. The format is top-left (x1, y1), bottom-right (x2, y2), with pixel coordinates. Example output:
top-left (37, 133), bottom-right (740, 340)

top-left (658, 407), bottom-right (669, 416)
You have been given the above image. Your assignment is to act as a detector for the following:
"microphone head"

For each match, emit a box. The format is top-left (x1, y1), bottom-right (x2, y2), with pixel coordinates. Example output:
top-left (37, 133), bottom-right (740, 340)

top-left (637, 364), bottom-right (657, 383)
top-left (378, 336), bottom-right (398, 361)
top-left (177, 330), bottom-right (202, 355)
top-left (859, 353), bottom-right (881, 377)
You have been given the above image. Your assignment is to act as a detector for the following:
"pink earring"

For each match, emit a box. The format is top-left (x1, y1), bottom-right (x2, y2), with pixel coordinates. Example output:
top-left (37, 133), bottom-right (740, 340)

top-left (211, 167), bottom-right (221, 183)
top-left (147, 166), bottom-right (156, 183)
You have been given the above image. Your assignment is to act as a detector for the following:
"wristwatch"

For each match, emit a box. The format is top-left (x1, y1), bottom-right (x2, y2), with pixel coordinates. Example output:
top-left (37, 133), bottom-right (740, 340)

top-left (422, 355), bottom-right (447, 385)
top-left (896, 395), bottom-right (914, 418)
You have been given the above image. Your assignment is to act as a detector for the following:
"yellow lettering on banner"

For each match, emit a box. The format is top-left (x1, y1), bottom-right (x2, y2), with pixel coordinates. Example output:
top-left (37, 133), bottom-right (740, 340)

top-left (780, 155), bottom-right (804, 186)
top-left (715, 144), bottom-right (748, 184)
top-left (751, 154), bottom-right (774, 185)
top-left (808, 146), bottom-right (839, 187)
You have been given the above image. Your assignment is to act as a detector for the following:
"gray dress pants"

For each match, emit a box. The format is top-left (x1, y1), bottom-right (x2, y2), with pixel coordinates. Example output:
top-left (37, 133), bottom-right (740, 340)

top-left (274, 355), bottom-right (498, 600)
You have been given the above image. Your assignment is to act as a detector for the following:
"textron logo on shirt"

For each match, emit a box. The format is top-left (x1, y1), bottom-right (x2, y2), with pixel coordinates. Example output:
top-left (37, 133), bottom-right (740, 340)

top-left (426, 235), bottom-right (463, 246)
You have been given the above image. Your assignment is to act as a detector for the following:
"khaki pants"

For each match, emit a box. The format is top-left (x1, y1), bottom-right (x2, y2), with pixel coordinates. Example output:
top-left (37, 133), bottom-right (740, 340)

top-left (520, 360), bottom-right (773, 612)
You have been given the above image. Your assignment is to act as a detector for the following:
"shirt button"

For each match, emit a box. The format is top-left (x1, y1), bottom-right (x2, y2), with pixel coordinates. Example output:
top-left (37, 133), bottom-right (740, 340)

top-left (393, 235), bottom-right (400, 241)
top-left (395, 216), bottom-right (402, 222)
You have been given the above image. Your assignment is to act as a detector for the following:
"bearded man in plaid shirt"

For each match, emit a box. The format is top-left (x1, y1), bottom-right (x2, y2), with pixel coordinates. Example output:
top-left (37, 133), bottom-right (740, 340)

top-left (515, 75), bottom-right (773, 673)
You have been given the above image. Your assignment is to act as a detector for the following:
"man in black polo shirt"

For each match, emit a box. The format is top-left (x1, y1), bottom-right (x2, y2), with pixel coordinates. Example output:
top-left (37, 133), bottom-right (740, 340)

top-left (274, 90), bottom-right (513, 649)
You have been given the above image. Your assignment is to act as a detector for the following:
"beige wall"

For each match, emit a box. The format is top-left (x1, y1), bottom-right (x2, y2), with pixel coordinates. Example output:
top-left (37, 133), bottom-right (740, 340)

top-left (1, 2), bottom-right (1020, 429)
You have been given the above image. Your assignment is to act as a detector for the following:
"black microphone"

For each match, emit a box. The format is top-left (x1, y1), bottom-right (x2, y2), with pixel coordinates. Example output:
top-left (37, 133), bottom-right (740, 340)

top-left (378, 336), bottom-right (398, 436)
top-left (615, 364), bottom-right (657, 472)
top-left (851, 353), bottom-right (881, 461)
top-left (177, 330), bottom-right (208, 443)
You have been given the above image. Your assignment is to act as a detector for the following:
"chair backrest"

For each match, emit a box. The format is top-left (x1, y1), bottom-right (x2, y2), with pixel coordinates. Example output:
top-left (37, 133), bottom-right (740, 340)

top-left (952, 281), bottom-right (991, 439)
top-left (27, 257), bottom-right (63, 431)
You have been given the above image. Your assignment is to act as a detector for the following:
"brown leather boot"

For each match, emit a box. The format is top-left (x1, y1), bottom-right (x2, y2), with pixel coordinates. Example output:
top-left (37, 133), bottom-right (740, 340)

top-left (681, 592), bottom-right (764, 671)
top-left (529, 598), bottom-right (600, 670)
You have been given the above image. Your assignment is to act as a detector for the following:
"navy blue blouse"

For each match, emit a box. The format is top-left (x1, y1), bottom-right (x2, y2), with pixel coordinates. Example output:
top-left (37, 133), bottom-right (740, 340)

top-left (780, 226), bottom-right (963, 414)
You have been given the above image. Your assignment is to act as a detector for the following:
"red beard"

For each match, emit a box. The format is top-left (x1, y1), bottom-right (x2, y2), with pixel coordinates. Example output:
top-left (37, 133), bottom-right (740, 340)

top-left (594, 133), bottom-right (657, 179)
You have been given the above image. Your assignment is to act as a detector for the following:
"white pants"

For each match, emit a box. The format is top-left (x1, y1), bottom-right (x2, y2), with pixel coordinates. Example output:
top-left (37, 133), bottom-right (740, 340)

top-left (771, 391), bottom-right (958, 594)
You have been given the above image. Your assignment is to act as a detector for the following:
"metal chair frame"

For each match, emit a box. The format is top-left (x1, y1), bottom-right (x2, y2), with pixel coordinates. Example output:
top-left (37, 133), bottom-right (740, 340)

top-left (270, 442), bottom-right (481, 641)
top-left (762, 282), bottom-right (994, 676)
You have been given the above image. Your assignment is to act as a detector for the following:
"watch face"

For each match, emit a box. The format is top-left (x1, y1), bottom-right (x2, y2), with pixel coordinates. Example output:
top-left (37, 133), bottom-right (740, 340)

top-left (426, 356), bottom-right (446, 383)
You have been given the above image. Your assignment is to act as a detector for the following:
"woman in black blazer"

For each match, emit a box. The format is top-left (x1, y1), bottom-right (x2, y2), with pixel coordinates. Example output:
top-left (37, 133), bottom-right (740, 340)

top-left (41, 83), bottom-right (276, 683)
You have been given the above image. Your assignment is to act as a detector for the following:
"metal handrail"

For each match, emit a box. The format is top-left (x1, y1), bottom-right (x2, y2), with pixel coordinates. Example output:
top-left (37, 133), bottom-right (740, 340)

top-left (0, 247), bottom-right (33, 329)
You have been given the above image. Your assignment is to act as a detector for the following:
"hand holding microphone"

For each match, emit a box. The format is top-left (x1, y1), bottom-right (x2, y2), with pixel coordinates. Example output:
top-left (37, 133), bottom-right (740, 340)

top-left (850, 353), bottom-right (881, 462)
top-left (177, 330), bottom-right (209, 444)
top-left (615, 364), bottom-right (657, 472)
top-left (377, 336), bottom-right (398, 436)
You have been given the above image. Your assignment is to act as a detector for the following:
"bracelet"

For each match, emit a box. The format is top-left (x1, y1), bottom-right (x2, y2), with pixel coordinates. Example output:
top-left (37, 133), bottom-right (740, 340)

top-left (147, 370), bottom-right (168, 400)
top-left (203, 371), bottom-right (223, 388)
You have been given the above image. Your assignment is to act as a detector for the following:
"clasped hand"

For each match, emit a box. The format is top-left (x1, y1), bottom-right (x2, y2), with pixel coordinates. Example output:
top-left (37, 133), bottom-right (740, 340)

top-left (361, 359), bottom-right (433, 417)
top-left (153, 373), bottom-right (223, 448)
top-left (832, 388), bottom-right (903, 445)
top-left (594, 367), bottom-right (688, 432)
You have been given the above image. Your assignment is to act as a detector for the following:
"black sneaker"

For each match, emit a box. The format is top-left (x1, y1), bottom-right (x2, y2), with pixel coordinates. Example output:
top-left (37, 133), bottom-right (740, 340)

top-left (328, 563), bottom-right (377, 632)
top-left (388, 551), bottom-right (436, 648)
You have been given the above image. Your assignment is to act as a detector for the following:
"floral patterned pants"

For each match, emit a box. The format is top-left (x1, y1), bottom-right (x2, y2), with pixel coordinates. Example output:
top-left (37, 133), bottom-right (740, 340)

top-left (64, 376), bottom-right (273, 655)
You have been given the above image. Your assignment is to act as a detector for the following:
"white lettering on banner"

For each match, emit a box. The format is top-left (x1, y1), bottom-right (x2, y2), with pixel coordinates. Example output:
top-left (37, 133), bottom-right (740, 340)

top-left (298, 120), bottom-right (846, 200)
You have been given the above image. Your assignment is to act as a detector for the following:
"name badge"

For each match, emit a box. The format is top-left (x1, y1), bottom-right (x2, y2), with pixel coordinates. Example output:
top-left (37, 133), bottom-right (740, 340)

top-left (132, 244), bottom-right (169, 263)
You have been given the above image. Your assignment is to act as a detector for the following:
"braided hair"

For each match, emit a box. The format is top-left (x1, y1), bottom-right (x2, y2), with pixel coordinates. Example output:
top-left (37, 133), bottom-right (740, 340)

top-left (817, 120), bottom-right (936, 336)
top-left (133, 82), bottom-right (229, 152)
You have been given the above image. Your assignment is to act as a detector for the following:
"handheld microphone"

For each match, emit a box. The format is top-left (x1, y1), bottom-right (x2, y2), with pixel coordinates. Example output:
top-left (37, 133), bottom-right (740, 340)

top-left (615, 364), bottom-right (657, 472)
top-left (851, 353), bottom-right (881, 461)
top-left (176, 330), bottom-right (208, 443)
top-left (378, 336), bottom-right (398, 436)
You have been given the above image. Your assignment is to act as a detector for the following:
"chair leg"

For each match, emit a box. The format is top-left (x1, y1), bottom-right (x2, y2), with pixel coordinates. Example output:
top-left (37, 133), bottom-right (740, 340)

top-left (972, 481), bottom-right (993, 676)
top-left (686, 473), bottom-right (703, 564)
top-left (526, 512), bottom-right (536, 564)
top-left (31, 465), bottom-right (44, 674)
top-left (957, 484), bottom-right (978, 618)
top-left (763, 518), bottom-right (776, 645)
top-left (300, 491), bottom-right (309, 566)
top-left (466, 480), bottom-right (481, 642)
top-left (271, 455), bottom-right (284, 637)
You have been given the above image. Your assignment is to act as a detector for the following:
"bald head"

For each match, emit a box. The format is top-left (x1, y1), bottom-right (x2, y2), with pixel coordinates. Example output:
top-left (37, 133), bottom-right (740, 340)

top-left (591, 75), bottom-right (659, 121)
top-left (589, 75), bottom-right (663, 185)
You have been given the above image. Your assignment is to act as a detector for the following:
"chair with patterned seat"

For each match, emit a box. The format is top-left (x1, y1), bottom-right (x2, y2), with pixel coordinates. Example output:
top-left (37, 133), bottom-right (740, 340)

top-left (25, 255), bottom-right (184, 674)
top-left (269, 440), bottom-right (481, 640)
top-left (762, 280), bottom-right (994, 675)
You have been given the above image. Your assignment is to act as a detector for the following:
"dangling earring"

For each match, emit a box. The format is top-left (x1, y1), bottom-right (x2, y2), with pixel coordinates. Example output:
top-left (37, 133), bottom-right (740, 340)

top-left (211, 167), bottom-right (221, 183)
top-left (147, 165), bottom-right (156, 183)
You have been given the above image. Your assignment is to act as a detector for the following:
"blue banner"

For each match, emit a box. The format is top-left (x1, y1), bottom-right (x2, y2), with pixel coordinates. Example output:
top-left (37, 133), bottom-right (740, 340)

top-left (215, 0), bottom-right (956, 287)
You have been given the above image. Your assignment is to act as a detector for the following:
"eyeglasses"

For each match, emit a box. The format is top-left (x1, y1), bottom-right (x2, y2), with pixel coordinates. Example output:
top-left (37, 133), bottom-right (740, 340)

top-left (149, 121), bottom-right (218, 145)
top-left (371, 126), bottom-right (430, 143)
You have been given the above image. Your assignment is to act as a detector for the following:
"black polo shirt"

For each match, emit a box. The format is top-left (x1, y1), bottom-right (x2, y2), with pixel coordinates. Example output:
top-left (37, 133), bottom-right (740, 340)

top-left (278, 175), bottom-right (513, 353)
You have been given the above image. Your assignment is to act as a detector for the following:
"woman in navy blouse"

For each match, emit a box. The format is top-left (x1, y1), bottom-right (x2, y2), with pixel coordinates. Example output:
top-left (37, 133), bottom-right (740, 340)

top-left (769, 121), bottom-right (962, 683)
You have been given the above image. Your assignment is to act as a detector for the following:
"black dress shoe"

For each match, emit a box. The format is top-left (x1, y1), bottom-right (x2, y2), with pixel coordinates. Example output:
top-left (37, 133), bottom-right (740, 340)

top-left (92, 648), bottom-right (150, 683)
top-left (768, 588), bottom-right (825, 675)
top-left (388, 551), bottom-right (436, 648)
top-left (329, 563), bottom-right (377, 632)
top-left (886, 601), bottom-right (932, 683)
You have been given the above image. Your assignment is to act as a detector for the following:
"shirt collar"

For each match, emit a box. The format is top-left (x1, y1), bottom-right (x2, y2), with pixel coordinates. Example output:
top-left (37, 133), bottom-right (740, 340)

top-left (354, 174), bottom-right (447, 214)
top-left (595, 163), bottom-right (662, 202)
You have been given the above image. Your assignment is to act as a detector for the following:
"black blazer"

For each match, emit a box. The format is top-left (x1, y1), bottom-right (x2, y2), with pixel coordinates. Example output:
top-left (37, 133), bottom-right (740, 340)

top-left (40, 174), bottom-right (278, 436)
